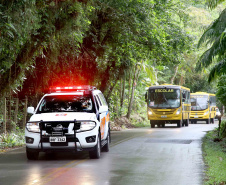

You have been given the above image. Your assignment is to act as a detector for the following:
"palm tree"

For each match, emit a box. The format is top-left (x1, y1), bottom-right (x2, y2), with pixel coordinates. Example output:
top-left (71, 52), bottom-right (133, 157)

top-left (197, 1), bottom-right (226, 82)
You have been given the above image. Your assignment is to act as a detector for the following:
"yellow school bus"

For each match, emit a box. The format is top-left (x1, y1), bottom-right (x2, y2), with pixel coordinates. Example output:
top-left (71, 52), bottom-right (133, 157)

top-left (145, 84), bottom-right (190, 128)
top-left (190, 92), bottom-right (216, 124)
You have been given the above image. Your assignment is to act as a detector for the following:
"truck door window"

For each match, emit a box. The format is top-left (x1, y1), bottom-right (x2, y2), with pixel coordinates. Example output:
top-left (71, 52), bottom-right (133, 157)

top-left (98, 93), bottom-right (107, 106)
top-left (94, 96), bottom-right (100, 110)
top-left (96, 95), bottom-right (102, 106)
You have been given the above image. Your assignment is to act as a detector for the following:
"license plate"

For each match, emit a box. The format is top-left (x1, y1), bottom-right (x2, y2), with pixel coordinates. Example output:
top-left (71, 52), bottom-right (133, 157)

top-left (161, 115), bottom-right (167, 118)
top-left (49, 136), bottom-right (66, 142)
top-left (194, 116), bottom-right (198, 118)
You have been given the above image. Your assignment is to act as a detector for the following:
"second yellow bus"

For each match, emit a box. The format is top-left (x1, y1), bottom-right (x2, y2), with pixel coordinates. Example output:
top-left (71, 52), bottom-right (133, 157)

top-left (190, 92), bottom-right (216, 124)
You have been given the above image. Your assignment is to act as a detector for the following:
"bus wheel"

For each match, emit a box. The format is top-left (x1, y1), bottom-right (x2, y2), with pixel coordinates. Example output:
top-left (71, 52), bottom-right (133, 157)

top-left (206, 119), bottom-right (210, 124)
top-left (150, 121), bottom-right (155, 128)
top-left (212, 118), bottom-right (215, 124)
top-left (177, 120), bottom-right (182, 127)
top-left (185, 119), bottom-right (189, 127)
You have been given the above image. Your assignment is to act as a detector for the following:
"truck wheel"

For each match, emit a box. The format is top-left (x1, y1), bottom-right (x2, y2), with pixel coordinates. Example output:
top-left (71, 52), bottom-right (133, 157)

top-left (102, 130), bottom-right (110, 152)
top-left (26, 148), bottom-right (39, 160)
top-left (89, 134), bottom-right (101, 159)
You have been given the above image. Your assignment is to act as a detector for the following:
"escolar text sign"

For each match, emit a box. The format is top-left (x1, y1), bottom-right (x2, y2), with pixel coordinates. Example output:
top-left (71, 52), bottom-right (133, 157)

top-left (155, 89), bottom-right (174, 92)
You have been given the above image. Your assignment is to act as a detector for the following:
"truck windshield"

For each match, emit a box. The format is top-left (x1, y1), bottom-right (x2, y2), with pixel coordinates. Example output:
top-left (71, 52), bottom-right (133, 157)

top-left (148, 89), bottom-right (180, 108)
top-left (37, 95), bottom-right (94, 113)
top-left (191, 95), bottom-right (208, 110)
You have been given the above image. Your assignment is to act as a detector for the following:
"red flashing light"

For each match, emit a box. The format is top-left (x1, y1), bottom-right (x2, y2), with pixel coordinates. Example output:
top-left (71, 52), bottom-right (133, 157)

top-left (49, 85), bottom-right (96, 93)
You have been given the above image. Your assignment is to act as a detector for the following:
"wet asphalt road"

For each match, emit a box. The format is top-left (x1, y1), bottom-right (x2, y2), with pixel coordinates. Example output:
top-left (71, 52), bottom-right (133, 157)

top-left (0, 122), bottom-right (218, 185)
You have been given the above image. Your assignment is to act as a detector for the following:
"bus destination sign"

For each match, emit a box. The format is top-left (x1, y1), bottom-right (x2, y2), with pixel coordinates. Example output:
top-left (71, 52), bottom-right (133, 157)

top-left (155, 89), bottom-right (174, 93)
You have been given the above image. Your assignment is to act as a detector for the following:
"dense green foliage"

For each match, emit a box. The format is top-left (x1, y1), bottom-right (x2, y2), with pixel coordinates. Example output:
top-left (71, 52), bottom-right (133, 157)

top-left (216, 75), bottom-right (226, 105)
top-left (197, 0), bottom-right (226, 83)
top-left (0, 128), bottom-right (25, 150)
top-left (0, 0), bottom-right (192, 97)
top-left (0, 0), bottom-right (198, 123)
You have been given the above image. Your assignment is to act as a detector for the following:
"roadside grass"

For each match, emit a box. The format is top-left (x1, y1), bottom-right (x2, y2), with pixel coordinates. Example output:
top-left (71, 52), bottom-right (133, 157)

top-left (203, 121), bottom-right (226, 185)
top-left (130, 113), bottom-right (149, 127)
top-left (0, 129), bottom-right (25, 153)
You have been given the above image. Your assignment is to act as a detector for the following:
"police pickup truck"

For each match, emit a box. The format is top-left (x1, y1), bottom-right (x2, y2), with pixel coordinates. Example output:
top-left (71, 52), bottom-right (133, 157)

top-left (25, 86), bottom-right (110, 160)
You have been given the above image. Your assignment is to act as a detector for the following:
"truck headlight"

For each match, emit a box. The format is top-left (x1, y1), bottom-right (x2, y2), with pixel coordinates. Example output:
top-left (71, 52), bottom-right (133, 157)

top-left (77, 122), bottom-right (96, 132)
top-left (26, 122), bottom-right (40, 133)
top-left (176, 108), bottom-right (181, 115)
top-left (204, 111), bottom-right (209, 115)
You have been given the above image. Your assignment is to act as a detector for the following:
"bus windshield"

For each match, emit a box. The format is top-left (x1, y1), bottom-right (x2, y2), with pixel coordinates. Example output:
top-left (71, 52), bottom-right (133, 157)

top-left (148, 89), bottom-right (180, 108)
top-left (191, 95), bottom-right (208, 110)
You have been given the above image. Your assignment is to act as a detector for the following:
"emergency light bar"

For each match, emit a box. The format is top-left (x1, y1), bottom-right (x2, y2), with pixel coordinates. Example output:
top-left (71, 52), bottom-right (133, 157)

top-left (49, 85), bottom-right (97, 93)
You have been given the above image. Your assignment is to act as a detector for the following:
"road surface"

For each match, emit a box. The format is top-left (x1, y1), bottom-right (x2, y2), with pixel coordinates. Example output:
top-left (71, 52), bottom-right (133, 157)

top-left (0, 122), bottom-right (218, 185)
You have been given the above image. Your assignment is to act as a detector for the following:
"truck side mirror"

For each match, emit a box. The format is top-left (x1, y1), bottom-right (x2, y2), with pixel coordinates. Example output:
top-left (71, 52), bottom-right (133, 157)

top-left (27, 107), bottom-right (35, 114)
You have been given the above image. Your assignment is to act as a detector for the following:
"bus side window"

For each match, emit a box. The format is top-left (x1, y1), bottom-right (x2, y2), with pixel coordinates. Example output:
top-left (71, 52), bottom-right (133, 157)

top-left (185, 90), bottom-right (190, 103)
top-left (188, 91), bottom-right (190, 103)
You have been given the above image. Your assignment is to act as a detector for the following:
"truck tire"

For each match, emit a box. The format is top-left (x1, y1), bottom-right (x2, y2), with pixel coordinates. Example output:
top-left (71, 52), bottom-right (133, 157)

top-left (102, 130), bottom-right (110, 152)
top-left (89, 133), bottom-right (101, 159)
top-left (26, 148), bottom-right (39, 160)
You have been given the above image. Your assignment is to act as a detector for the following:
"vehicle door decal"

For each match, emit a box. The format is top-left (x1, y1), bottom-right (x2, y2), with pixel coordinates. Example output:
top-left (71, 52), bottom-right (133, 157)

top-left (106, 112), bottom-right (110, 122)
top-left (100, 117), bottom-right (106, 139)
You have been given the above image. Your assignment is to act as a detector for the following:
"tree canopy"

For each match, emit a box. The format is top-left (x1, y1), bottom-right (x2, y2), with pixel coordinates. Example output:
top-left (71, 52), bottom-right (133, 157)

top-left (0, 0), bottom-right (193, 98)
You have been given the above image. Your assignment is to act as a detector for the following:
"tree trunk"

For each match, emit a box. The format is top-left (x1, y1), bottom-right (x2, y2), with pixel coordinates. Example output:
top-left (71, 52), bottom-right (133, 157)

top-left (14, 98), bottom-right (19, 129)
top-left (106, 75), bottom-right (120, 102)
top-left (119, 75), bottom-right (126, 116)
top-left (120, 75), bottom-right (126, 107)
top-left (128, 69), bottom-right (131, 104)
top-left (179, 75), bottom-right (184, 86)
top-left (170, 65), bottom-right (178, 84)
top-left (127, 63), bottom-right (142, 119)
top-left (3, 98), bottom-right (7, 133)
top-left (23, 97), bottom-right (28, 129)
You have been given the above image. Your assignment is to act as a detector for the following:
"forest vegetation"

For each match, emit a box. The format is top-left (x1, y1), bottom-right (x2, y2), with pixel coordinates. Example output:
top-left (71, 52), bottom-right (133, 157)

top-left (0, 0), bottom-right (225, 138)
